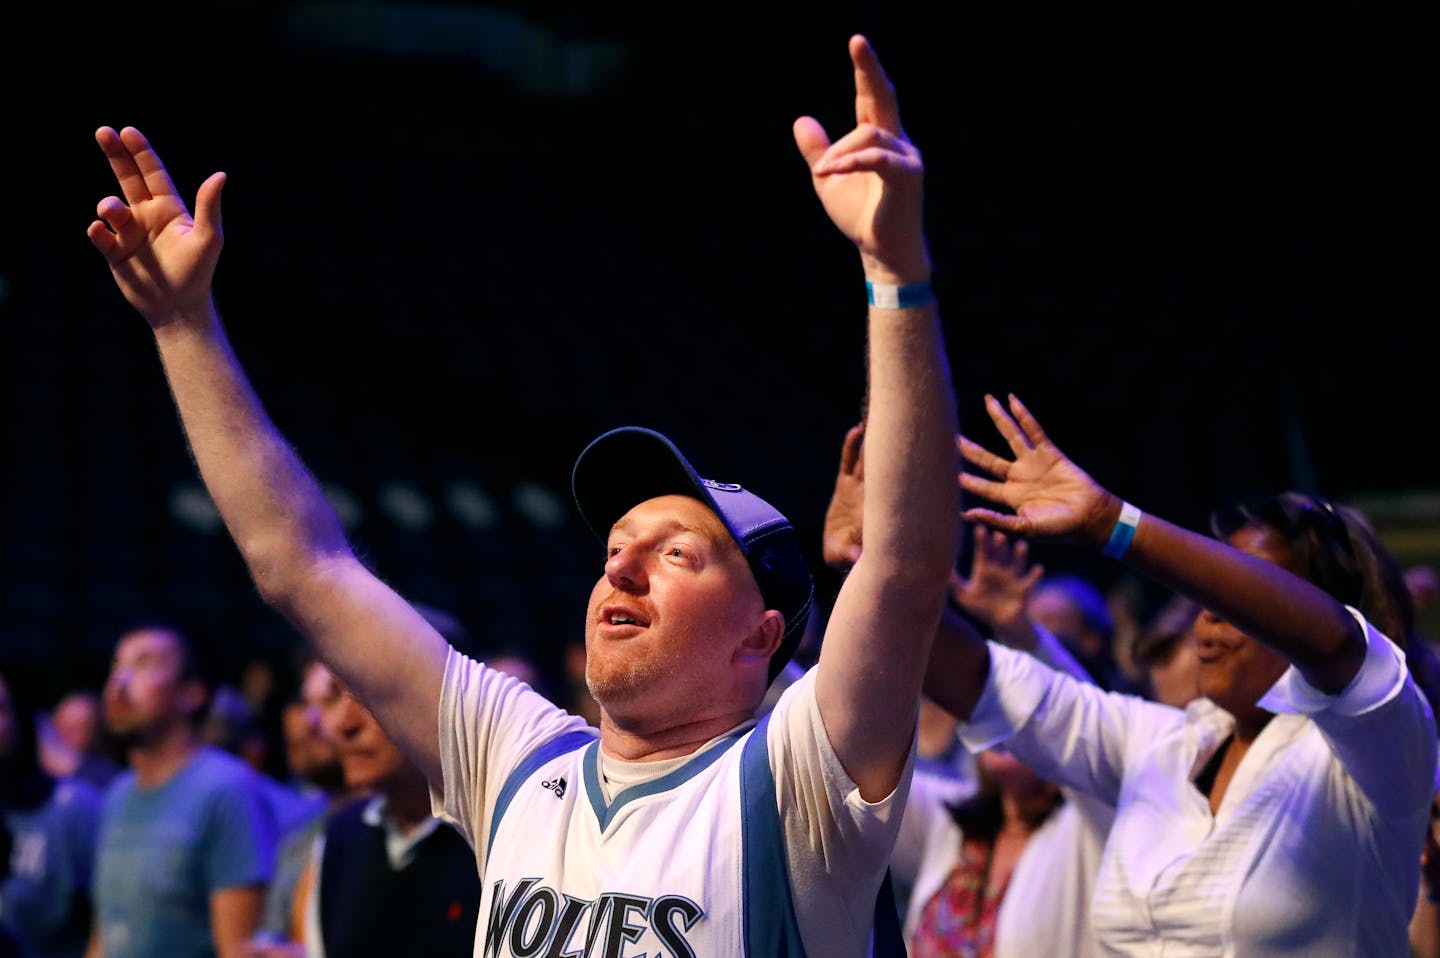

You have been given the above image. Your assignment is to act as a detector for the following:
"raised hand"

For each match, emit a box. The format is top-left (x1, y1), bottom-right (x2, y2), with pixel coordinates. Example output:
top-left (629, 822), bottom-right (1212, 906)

top-left (86, 126), bottom-right (226, 328)
top-left (958, 394), bottom-right (1115, 544)
top-left (821, 422), bottom-right (866, 572)
top-left (792, 35), bottom-right (930, 284)
top-left (951, 525), bottom-right (1043, 635)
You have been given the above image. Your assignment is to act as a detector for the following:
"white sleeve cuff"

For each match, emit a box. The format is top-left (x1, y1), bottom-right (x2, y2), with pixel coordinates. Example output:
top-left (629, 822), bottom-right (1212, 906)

top-left (1257, 607), bottom-right (1408, 718)
top-left (956, 642), bottom-right (1052, 752)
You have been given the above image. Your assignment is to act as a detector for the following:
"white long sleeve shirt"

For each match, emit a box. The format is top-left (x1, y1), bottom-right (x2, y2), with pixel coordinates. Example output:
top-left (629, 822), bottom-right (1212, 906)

top-left (959, 607), bottom-right (1437, 958)
top-left (893, 766), bottom-right (1112, 957)
top-left (894, 621), bottom-right (1115, 956)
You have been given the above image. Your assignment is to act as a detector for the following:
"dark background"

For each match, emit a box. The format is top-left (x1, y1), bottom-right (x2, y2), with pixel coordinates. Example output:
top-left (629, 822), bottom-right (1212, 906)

top-left (2, 1), bottom-right (1437, 704)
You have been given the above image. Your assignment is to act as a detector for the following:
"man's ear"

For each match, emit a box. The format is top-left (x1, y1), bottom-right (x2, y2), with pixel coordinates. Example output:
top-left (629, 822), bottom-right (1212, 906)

top-left (736, 610), bottom-right (785, 666)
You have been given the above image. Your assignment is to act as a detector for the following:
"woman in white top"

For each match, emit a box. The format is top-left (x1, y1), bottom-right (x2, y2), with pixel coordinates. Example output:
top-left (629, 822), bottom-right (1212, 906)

top-left (925, 393), bottom-right (1438, 958)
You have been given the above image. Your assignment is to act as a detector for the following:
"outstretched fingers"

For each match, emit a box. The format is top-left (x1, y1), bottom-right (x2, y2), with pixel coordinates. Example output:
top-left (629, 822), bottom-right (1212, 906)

top-left (849, 34), bottom-right (901, 134)
top-left (117, 126), bottom-right (183, 202)
top-left (983, 393), bottom-right (1036, 458)
top-left (976, 526), bottom-right (1014, 564)
top-left (88, 195), bottom-right (141, 264)
top-left (1011, 536), bottom-right (1039, 575)
top-left (959, 471), bottom-right (1011, 509)
top-left (96, 126), bottom-right (153, 208)
top-left (1006, 394), bottom-right (1053, 450)
top-left (960, 505), bottom-right (1026, 536)
top-left (972, 527), bottom-right (1044, 590)
top-left (958, 435), bottom-right (1010, 480)
top-left (85, 218), bottom-right (120, 261)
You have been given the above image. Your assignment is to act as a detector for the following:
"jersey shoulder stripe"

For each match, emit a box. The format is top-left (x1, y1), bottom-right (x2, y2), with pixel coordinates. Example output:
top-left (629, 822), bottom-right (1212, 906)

top-left (488, 728), bottom-right (597, 864)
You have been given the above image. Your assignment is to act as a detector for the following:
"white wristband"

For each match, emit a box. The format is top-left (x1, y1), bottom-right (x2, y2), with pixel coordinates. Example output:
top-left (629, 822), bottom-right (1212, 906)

top-left (865, 279), bottom-right (934, 309)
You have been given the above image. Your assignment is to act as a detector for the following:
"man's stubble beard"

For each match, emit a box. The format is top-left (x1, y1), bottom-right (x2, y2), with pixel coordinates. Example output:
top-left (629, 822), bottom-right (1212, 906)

top-left (585, 641), bottom-right (667, 708)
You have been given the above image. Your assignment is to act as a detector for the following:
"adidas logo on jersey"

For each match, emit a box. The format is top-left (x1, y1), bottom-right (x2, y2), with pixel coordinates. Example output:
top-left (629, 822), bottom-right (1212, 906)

top-left (541, 776), bottom-right (567, 798)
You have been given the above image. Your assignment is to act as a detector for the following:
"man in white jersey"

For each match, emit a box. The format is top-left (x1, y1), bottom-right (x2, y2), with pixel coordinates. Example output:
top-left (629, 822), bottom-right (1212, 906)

top-left (85, 33), bottom-right (958, 957)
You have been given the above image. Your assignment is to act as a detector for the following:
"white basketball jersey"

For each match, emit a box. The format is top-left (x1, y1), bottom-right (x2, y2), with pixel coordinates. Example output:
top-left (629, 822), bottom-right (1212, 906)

top-left (478, 715), bottom-right (807, 957)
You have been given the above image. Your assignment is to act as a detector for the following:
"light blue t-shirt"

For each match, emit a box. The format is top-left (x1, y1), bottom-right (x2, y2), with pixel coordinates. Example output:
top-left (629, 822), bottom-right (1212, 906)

top-left (93, 747), bottom-right (277, 958)
top-left (2, 777), bottom-right (103, 958)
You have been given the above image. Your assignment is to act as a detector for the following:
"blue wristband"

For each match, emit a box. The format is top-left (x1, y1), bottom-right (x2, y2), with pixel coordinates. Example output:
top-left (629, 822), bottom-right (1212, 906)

top-left (1102, 501), bottom-right (1142, 559)
top-left (866, 279), bottom-right (934, 309)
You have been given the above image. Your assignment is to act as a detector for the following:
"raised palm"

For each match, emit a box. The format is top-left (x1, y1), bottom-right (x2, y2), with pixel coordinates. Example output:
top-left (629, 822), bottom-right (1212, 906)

top-left (951, 527), bottom-right (1043, 632)
top-left (792, 35), bottom-right (928, 281)
top-left (958, 394), bottom-right (1109, 542)
top-left (87, 126), bottom-right (225, 327)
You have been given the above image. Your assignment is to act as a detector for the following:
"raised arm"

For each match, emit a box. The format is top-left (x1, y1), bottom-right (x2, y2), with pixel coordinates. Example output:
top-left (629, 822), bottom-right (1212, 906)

top-left (86, 126), bottom-right (449, 783)
top-left (959, 393), bottom-right (1365, 693)
top-left (951, 524), bottom-right (1092, 681)
top-left (795, 36), bottom-right (959, 800)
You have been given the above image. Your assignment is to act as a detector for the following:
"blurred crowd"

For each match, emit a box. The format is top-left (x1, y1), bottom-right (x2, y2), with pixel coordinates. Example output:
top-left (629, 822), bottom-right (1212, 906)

top-left (6, 536), bottom-right (1439, 957)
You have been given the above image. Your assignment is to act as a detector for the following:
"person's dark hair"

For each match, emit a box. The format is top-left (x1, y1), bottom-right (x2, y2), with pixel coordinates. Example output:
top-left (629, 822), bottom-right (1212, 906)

top-left (944, 752), bottom-right (1064, 844)
top-left (945, 781), bottom-right (1006, 843)
top-left (1036, 574), bottom-right (1115, 641)
top-left (1209, 493), bottom-right (1414, 648)
top-left (1210, 492), bottom-right (1440, 731)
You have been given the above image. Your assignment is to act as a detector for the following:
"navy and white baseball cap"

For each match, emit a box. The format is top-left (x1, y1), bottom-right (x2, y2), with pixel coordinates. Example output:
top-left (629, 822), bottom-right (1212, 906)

top-left (571, 426), bottom-right (814, 682)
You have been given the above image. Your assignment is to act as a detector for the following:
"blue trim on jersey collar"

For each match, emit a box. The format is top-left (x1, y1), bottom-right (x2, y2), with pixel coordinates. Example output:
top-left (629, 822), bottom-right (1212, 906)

top-left (583, 726), bottom-right (750, 832)
top-left (488, 729), bottom-right (597, 866)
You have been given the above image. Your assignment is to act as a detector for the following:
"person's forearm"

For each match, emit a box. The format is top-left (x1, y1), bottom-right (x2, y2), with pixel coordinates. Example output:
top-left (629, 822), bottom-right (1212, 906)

top-left (152, 303), bottom-right (451, 765)
top-left (812, 284), bottom-right (960, 800)
top-left (212, 886), bottom-right (266, 958)
top-left (151, 304), bottom-right (350, 608)
top-left (1116, 507), bottom-right (1364, 692)
top-left (854, 295), bottom-right (959, 614)
top-left (922, 604), bottom-right (991, 721)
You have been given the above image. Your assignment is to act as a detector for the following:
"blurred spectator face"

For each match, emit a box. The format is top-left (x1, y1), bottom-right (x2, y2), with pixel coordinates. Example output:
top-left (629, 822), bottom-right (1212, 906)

top-left (102, 628), bottom-right (204, 746)
top-left (978, 747), bottom-right (1049, 800)
top-left (305, 662), bottom-right (408, 792)
top-left (283, 697), bottom-right (343, 790)
top-left (201, 685), bottom-right (269, 772)
top-left (977, 746), bottom-right (1062, 823)
top-left (1029, 586), bottom-right (1104, 659)
top-left (52, 692), bottom-right (101, 755)
top-left (240, 658), bottom-right (277, 713)
top-left (1147, 634), bottom-right (1201, 709)
top-left (1407, 564), bottom-right (1440, 610)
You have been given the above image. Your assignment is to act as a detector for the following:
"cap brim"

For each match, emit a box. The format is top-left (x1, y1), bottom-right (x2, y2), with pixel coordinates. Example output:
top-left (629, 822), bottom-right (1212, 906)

top-left (571, 426), bottom-right (720, 545)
